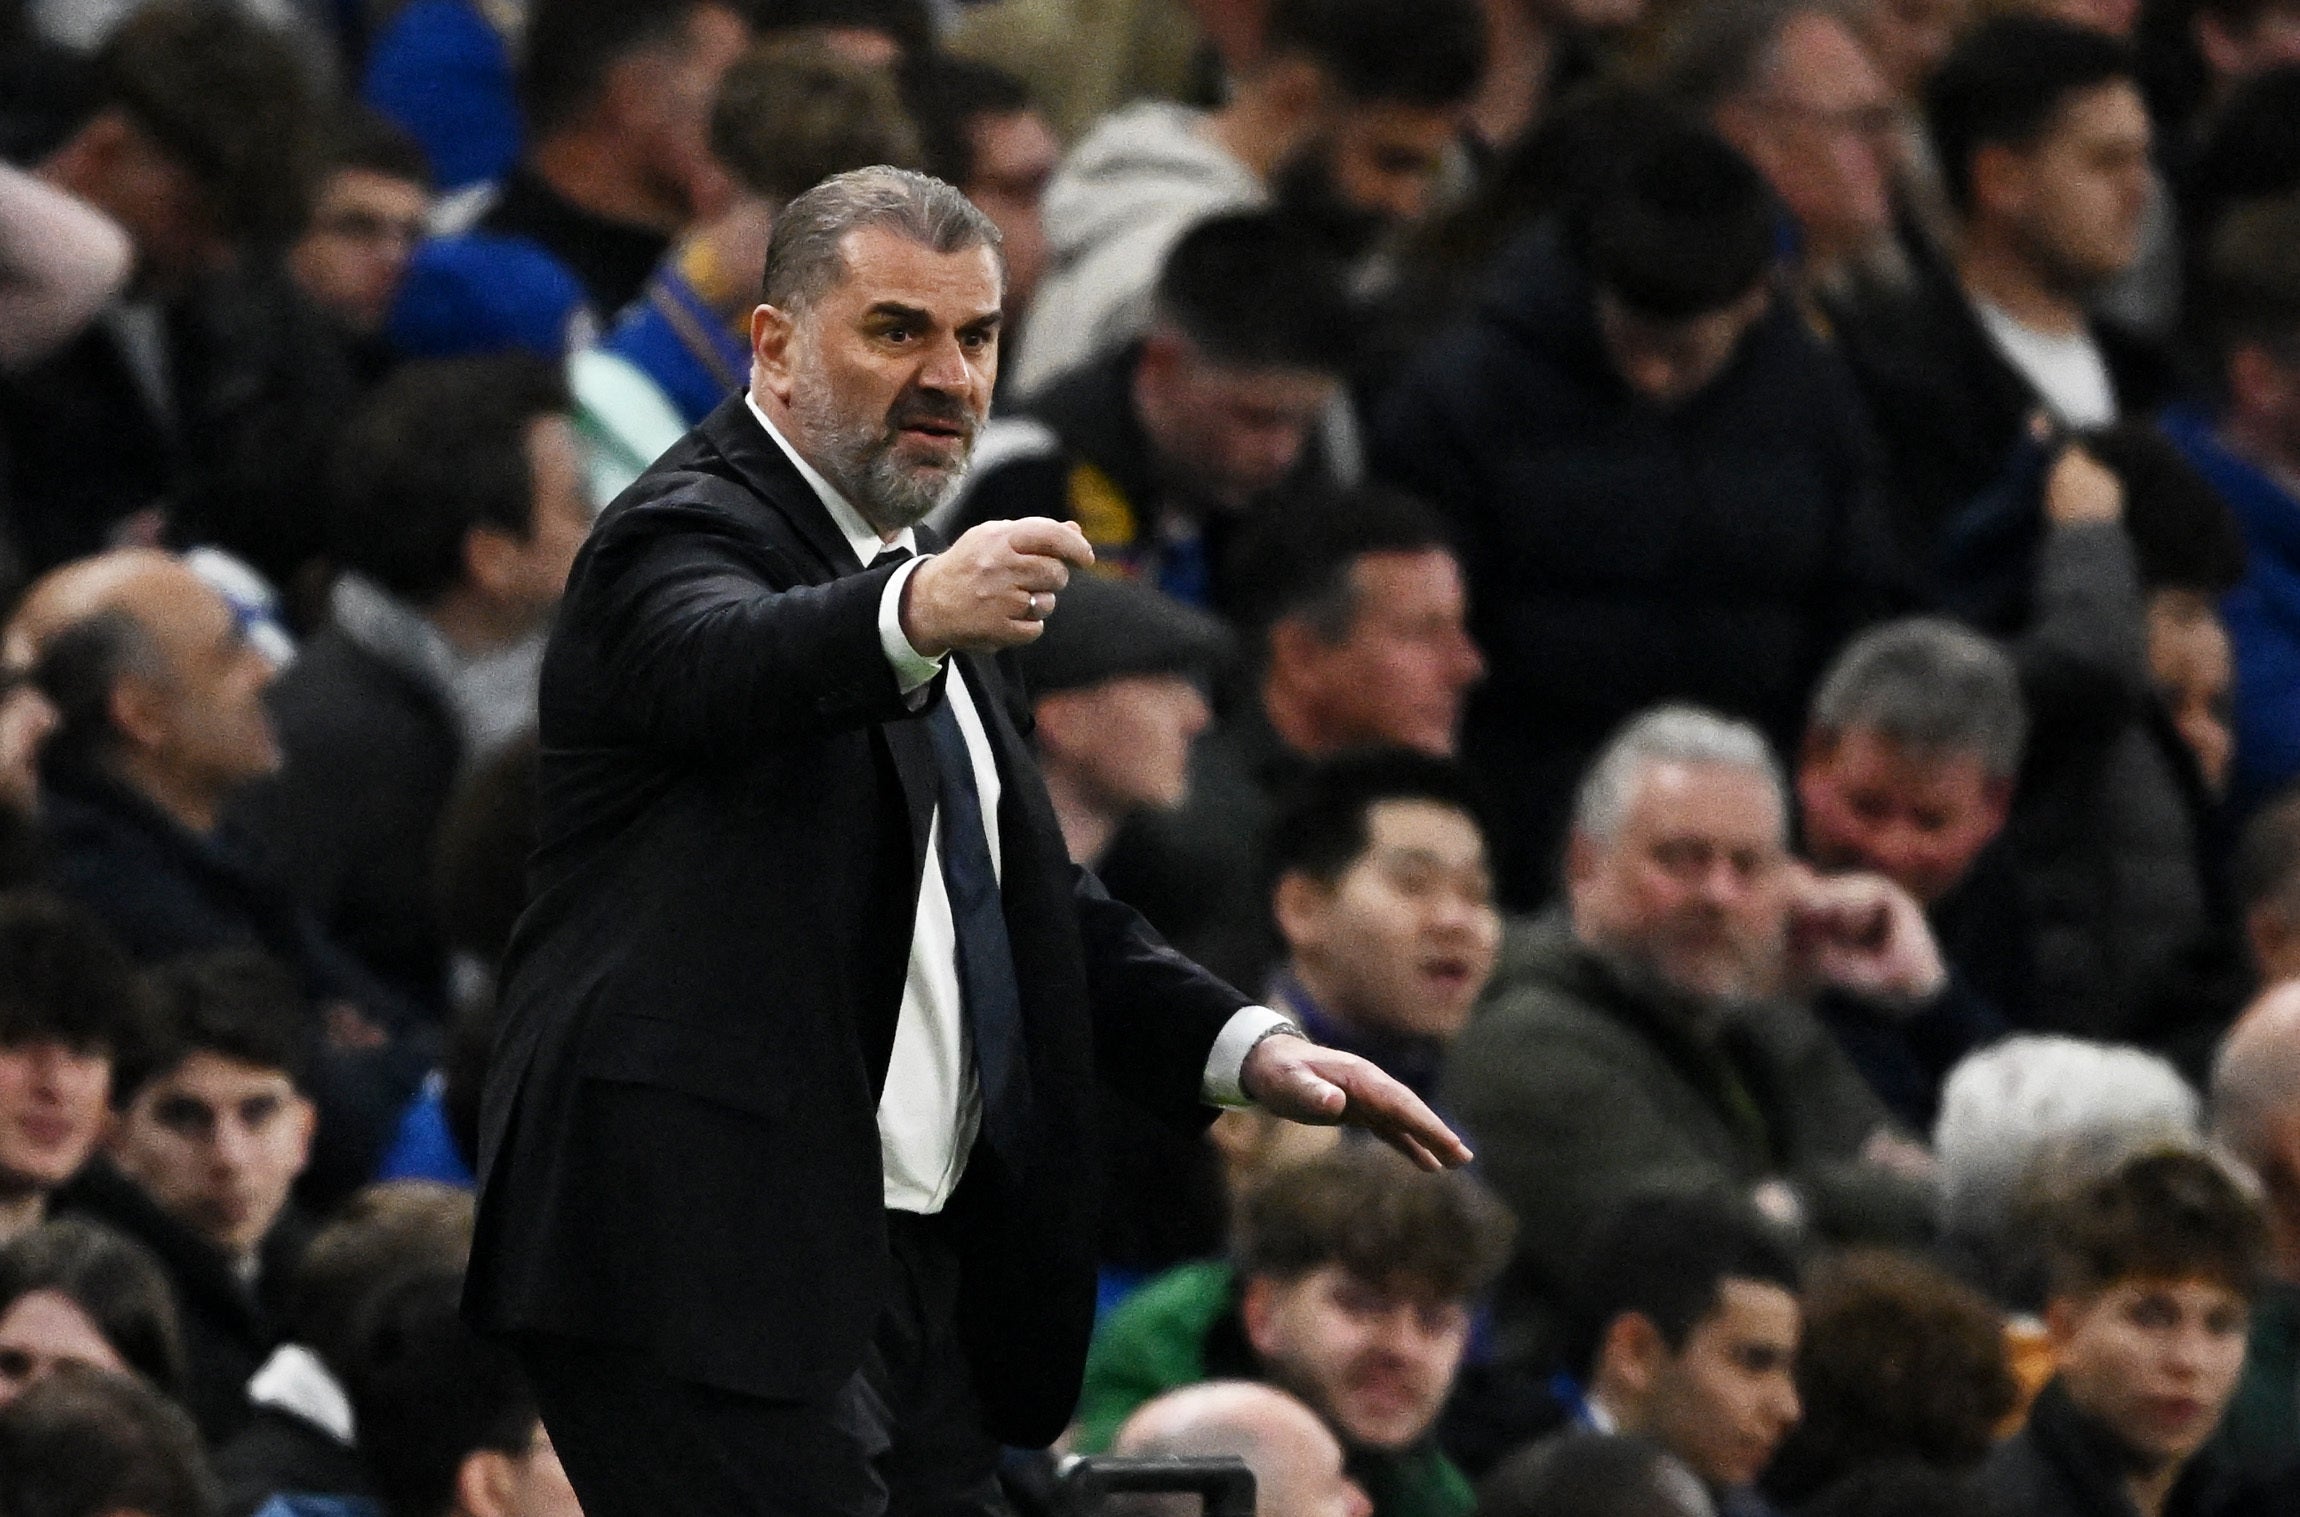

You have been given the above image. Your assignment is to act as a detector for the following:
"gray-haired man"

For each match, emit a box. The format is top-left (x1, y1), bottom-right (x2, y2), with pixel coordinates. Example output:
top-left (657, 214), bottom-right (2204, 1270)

top-left (1794, 618), bottom-right (2028, 1125)
top-left (1442, 704), bottom-right (1937, 1372)
top-left (465, 166), bottom-right (1467, 1517)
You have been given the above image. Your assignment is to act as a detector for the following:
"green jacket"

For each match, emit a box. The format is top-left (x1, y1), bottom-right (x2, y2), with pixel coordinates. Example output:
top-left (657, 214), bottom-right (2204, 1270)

top-left (1442, 915), bottom-right (1935, 1359)
top-left (1076, 1260), bottom-right (1476, 1517)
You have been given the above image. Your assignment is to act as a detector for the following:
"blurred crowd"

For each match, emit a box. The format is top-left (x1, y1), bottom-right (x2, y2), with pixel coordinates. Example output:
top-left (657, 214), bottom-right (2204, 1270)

top-left (17, 0), bottom-right (2300, 1515)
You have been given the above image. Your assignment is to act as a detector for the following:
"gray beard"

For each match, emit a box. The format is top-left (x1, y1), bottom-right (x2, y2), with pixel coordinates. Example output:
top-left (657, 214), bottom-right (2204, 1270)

top-left (789, 381), bottom-right (974, 534)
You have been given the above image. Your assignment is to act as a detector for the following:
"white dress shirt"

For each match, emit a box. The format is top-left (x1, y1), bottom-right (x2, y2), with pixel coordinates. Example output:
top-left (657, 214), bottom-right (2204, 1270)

top-left (743, 395), bottom-right (1292, 1213)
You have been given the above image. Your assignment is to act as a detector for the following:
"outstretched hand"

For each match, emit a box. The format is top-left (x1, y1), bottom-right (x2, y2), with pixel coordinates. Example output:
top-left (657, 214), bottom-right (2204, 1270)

top-left (1239, 1035), bottom-right (1473, 1172)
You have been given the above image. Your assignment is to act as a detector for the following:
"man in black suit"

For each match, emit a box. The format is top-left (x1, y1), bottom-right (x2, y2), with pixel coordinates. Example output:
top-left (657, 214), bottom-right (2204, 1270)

top-left (465, 165), bottom-right (1467, 1516)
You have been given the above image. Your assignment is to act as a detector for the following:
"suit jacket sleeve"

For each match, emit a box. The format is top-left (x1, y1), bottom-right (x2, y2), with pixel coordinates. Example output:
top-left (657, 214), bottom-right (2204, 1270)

top-left (1070, 862), bottom-right (1253, 1130)
top-left (581, 492), bottom-right (933, 759)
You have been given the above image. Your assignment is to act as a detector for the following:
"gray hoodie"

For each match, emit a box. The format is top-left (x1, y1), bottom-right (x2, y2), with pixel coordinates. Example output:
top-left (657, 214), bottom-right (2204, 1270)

top-left (1012, 102), bottom-right (1264, 397)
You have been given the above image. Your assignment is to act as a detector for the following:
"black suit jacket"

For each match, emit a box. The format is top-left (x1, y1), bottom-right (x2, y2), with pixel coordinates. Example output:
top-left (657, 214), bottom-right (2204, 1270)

top-left (465, 397), bottom-right (1250, 1445)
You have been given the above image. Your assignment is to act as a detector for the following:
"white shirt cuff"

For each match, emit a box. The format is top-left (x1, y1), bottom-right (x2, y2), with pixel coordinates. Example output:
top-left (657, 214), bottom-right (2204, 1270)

top-left (877, 555), bottom-right (944, 696)
top-left (1202, 1005), bottom-right (1300, 1109)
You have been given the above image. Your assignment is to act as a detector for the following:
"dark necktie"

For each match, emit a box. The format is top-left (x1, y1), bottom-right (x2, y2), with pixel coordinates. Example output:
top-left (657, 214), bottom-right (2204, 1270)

top-left (877, 547), bottom-right (1032, 1158)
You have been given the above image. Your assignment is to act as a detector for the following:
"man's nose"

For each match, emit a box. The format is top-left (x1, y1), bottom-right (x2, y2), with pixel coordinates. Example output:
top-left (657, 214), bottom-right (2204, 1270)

top-left (916, 334), bottom-right (974, 392)
top-left (211, 1118), bottom-right (259, 1171)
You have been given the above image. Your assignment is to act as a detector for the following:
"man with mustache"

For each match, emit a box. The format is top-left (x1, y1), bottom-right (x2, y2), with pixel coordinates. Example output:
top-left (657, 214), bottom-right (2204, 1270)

top-left (465, 165), bottom-right (1468, 1516)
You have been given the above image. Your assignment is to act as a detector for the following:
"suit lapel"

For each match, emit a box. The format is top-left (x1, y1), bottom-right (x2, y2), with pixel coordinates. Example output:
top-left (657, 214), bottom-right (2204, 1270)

top-left (694, 396), bottom-right (863, 579)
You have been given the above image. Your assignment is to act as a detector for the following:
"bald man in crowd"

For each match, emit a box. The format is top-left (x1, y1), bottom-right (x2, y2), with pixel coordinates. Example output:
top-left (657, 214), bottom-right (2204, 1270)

top-left (7, 550), bottom-right (429, 1199)
top-left (1112, 1382), bottom-right (1372, 1517)
top-left (2213, 985), bottom-right (2300, 1478)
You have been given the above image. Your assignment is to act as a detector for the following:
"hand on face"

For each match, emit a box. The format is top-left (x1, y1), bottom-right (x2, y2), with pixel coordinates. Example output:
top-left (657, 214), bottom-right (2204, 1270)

top-left (899, 517), bottom-right (1094, 656)
top-left (1782, 863), bottom-right (1946, 1005)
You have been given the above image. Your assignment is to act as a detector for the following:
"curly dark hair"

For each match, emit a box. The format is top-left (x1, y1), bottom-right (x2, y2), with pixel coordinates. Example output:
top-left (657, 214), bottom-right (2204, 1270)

top-left (1761, 1249), bottom-right (2018, 1506)
top-left (1235, 1140), bottom-right (1514, 1301)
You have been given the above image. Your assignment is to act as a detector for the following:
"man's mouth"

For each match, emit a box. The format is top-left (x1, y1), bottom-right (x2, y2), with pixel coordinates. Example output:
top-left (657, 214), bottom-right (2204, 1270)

top-left (1420, 956), bottom-right (1474, 995)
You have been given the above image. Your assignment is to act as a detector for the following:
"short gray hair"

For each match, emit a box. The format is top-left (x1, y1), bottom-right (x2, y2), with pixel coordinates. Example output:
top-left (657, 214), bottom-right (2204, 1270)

top-left (760, 165), bottom-right (1003, 312)
top-left (1934, 1035), bottom-right (2203, 1252)
top-left (1572, 704), bottom-right (1787, 844)
top-left (1808, 618), bottom-right (2027, 780)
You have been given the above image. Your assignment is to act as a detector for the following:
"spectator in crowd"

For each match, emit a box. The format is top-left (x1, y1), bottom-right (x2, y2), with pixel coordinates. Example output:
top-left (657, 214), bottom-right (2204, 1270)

top-left (361, 0), bottom-right (524, 193)
top-left (0, 1363), bottom-right (218, 1517)
top-left (1976, 1148), bottom-right (2266, 1517)
top-left (1837, 16), bottom-right (2169, 577)
top-left (1374, 106), bottom-right (1897, 904)
top-left (1108, 1381), bottom-right (1374, 1517)
top-left (213, 1182), bottom-right (474, 1517)
top-left (945, 0), bottom-right (1215, 146)
top-left (1076, 1143), bottom-right (1513, 1517)
top-left (1932, 1034), bottom-right (2204, 1310)
top-left (0, 1217), bottom-right (185, 1408)
top-left (1952, 425), bottom-right (2251, 1071)
top-left (231, 357), bottom-right (588, 1016)
top-left (1009, 571), bottom-right (1228, 868)
top-left (902, 55), bottom-right (1061, 340)
top-left (1758, 1249), bottom-right (2018, 1505)
top-left (344, 1269), bottom-right (580, 1517)
top-left (2236, 787), bottom-right (2300, 985)
top-left (572, 36), bottom-right (924, 499)
top-left (1090, 745), bottom-right (1497, 1288)
top-left (1656, 0), bottom-right (1901, 307)
top-left (1264, 751), bottom-right (1501, 1110)
top-left (1541, 1192), bottom-right (1804, 1517)
top-left (1095, 485), bottom-right (1480, 989)
top-left (21, 551), bottom-right (428, 1056)
top-left (1795, 618), bottom-right (2026, 1123)
top-left (387, 0), bottom-right (750, 361)
top-left (943, 210), bottom-right (1357, 609)
top-left (54, 951), bottom-right (316, 1443)
top-left (0, 893), bottom-right (148, 1245)
top-left (2206, 984), bottom-right (2300, 1478)
top-left (1443, 707), bottom-right (1939, 1366)
top-left (2164, 195), bottom-right (2300, 816)
top-left (1476, 1434), bottom-right (1716, 1517)
top-left (0, 0), bottom-right (333, 576)
top-left (1012, 0), bottom-right (1488, 395)
top-left (285, 110), bottom-right (434, 383)
top-left (0, 160), bottom-right (130, 374)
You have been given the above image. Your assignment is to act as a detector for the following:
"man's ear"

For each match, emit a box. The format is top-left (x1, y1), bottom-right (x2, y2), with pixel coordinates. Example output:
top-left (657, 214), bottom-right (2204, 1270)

top-left (1967, 142), bottom-right (2029, 225)
top-left (2230, 343), bottom-right (2295, 424)
top-left (1599, 1311), bottom-right (1666, 1400)
top-left (455, 1447), bottom-right (519, 1517)
top-left (1239, 1274), bottom-right (1284, 1362)
top-left (1979, 775), bottom-right (2015, 838)
top-left (463, 525), bottom-right (524, 604)
top-left (2042, 1292), bottom-right (2085, 1350)
top-left (107, 669), bottom-right (170, 755)
top-left (1264, 616), bottom-right (1323, 691)
top-left (287, 1093), bottom-right (318, 1174)
top-left (1563, 829), bottom-right (1601, 896)
top-left (1272, 869), bottom-right (1334, 956)
top-left (751, 303), bottom-right (800, 405)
